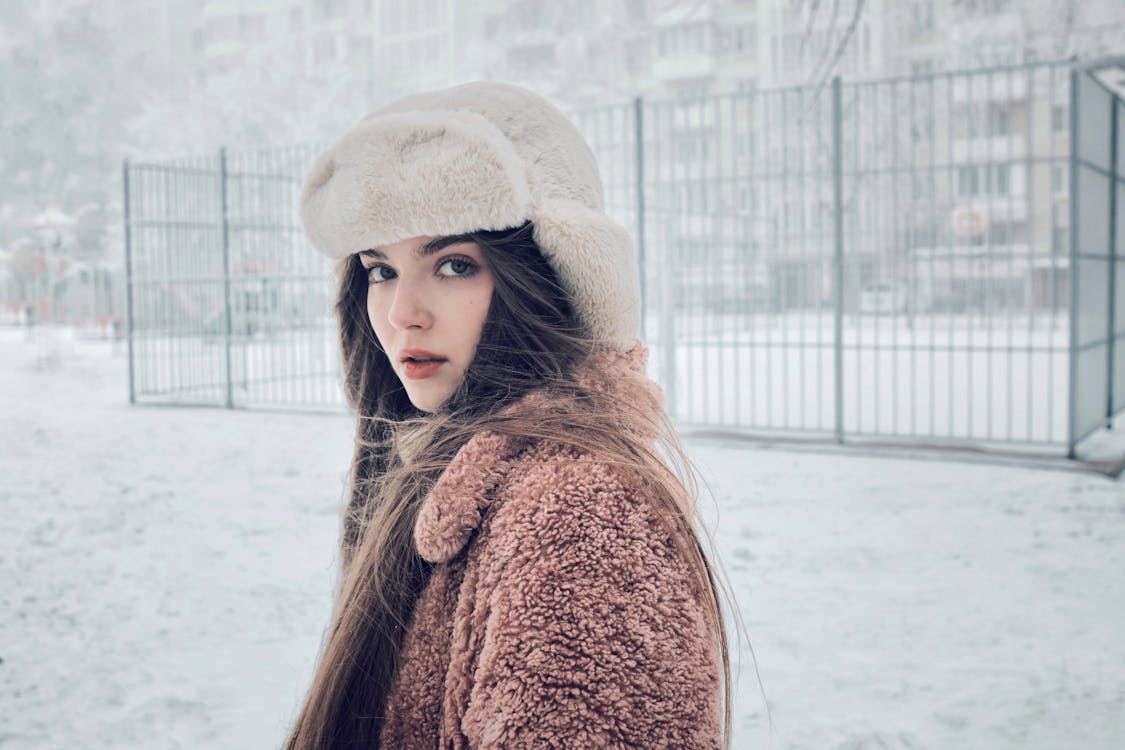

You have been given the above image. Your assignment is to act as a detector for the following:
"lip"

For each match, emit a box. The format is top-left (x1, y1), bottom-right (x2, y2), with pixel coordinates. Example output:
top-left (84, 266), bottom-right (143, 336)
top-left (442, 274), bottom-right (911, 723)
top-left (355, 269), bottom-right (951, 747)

top-left (398, 348), bottom-right (448, 381)
top-left (398, 348), bottom-right (447, 364)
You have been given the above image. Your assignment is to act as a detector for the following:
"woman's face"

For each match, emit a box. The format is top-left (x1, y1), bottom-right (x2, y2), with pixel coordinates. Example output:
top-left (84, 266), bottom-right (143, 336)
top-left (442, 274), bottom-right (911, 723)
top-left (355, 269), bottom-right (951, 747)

top-left (360, 235), bottom-right (494, 413)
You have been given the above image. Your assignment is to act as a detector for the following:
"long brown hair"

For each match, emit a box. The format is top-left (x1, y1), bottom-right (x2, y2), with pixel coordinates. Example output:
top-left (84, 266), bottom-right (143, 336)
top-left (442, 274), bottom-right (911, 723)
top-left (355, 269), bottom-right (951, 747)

top-left (285, 222), bottom-right (735, 748)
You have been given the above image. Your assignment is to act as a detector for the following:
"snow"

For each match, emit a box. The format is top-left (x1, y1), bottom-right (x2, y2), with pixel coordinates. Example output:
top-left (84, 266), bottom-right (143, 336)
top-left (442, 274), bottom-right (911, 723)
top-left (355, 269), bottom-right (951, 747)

top-left (3, 326), bottom-right (1124, 749)
top-left (651, 312), bottom-right (1073, 443)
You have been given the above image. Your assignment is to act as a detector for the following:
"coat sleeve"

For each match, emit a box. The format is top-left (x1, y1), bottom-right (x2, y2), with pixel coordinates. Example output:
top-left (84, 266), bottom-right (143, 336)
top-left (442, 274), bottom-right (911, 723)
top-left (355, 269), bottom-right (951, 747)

top-left (461, 459), bottom-right (723, 749)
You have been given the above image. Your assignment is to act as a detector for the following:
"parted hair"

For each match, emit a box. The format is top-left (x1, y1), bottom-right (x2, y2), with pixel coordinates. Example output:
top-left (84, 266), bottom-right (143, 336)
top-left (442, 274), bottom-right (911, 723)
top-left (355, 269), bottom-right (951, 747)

top-left (284, 222), bottom-right (732, 749)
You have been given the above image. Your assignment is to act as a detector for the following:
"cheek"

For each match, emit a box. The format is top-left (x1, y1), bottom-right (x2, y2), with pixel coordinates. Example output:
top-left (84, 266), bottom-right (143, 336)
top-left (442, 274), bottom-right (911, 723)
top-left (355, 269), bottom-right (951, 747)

top-left (465, 292), bottom-right (492, 345)
top-left (366, 292), bottom-right (389, 343)
top-left (472, 279), bottom-right (494, 332)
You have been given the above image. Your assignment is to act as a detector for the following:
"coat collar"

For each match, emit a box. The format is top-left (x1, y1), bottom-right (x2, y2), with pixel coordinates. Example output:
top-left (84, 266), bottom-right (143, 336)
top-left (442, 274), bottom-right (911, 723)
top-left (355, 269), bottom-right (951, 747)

top-left (413, 341), bottom-right (660, 563)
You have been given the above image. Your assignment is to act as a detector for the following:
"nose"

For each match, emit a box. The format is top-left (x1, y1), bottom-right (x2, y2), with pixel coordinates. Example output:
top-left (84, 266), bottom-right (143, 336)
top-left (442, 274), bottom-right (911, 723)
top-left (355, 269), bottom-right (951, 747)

top-left (386, 278), bottom-right (433, 331)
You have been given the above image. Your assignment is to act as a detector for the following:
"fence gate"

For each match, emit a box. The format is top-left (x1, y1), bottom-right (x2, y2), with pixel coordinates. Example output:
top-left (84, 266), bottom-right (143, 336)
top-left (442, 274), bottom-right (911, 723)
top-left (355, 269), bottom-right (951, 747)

top-left (575, 62), bottom-right (1083, 452)
top-left (1068, 64), bottom-right (1124, 458)
top-left (124, 147), bottom-right (344, 410)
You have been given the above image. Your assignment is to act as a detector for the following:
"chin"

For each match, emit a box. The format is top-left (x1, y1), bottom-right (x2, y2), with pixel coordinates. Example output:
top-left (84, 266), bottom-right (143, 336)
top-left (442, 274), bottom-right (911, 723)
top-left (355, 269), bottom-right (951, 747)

top-left (406, 389), bottom-right (448, 413)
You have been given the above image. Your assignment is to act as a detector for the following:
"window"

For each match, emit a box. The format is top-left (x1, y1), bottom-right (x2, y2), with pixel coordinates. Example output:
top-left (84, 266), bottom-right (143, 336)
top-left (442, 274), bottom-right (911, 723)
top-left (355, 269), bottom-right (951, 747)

top-left (913, 215), bottom-right (937, 246)
top-left (911, 59), bottom-right (935, 77)
top-left (909, 0), bottom-right (934, 34)
top-left (958, 166), bottom-right (979, 196)
top-left (988, 104), bottom-right (1012, 136)
top-left (737, 131), bottom-right (754, 157)
top-left (958, 165), bottom-right (1011, 196)
top-left (1052, 226), bottom-right (1069, 255)
top-left (738, 186), bottom-right (757, 214)
top-left (785, 199), bottom-right (802, 232)
top-left (992, 164), bottom-right (1010, 194)
top-left (695, 24), bottom-right (711, 54)
top-left (675, 81), bottom-right (708, 100)
top-left (1052, 105), bottom-right (1066, 133)
top-left (736, 78), bottom-right (758, 95)
top-left (912, 173), bottom-right (934, 200)
top-left (957, 103), bottom-right (982, 138)
top-left (1051, 165), bottom-right (1065, 194)
top-left (735, 24), bottom-right (756, 55)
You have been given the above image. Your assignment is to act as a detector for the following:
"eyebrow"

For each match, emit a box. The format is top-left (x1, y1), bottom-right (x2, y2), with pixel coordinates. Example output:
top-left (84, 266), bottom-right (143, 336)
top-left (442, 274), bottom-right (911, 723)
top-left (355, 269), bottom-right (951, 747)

top-left (359, 235), bottom-right (475, 261)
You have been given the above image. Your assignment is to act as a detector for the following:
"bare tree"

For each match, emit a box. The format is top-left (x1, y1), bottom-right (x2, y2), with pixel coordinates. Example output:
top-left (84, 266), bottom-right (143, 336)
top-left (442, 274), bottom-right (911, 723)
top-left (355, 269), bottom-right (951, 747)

top-left (809, 0), bottom-right (866, 90)
top-left (797, 0), bottom-right (825, 61)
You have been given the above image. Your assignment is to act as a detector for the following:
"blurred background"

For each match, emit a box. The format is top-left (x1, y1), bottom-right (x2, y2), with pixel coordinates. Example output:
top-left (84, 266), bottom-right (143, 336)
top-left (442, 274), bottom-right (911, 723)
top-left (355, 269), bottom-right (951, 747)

top-left (3, 0), bottom-right (1125, 453)
top-left (3, 1), bottom-right (1125, 748)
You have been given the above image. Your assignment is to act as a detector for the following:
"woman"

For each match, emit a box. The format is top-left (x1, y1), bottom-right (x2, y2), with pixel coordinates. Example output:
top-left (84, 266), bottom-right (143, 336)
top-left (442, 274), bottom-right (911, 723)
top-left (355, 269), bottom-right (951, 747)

top-left (287, 82), bottom-right (732, 749)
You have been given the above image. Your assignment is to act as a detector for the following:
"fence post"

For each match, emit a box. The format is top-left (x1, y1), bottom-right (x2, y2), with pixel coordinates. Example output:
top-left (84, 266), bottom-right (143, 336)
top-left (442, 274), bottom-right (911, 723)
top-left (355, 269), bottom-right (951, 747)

top-left (220, 147), bottom-right (234, 409)
top-left (1106, 86), bottom-right (1119, 427)
top-left (643, 106), bottom-right (675, 422)
top-left (123, 159), bottom-right (136, 405)
top-left (1067, 70), bottom-right (1080, 459)
top-left (634, 96), bottom-right (647, 342)
top-left (832, 76), bottom-right (845, 444)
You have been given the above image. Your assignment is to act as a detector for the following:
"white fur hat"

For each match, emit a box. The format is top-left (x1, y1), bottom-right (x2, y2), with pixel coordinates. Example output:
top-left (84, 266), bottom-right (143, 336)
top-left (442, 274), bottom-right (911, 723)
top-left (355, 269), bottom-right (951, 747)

top-left (299, 81), bottom-right (640, 350)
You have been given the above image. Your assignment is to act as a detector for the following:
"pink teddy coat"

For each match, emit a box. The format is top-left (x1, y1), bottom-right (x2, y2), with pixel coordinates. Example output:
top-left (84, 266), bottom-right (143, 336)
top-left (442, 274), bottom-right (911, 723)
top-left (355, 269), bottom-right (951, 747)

top-left (376, 344), bottom-right (723, 749)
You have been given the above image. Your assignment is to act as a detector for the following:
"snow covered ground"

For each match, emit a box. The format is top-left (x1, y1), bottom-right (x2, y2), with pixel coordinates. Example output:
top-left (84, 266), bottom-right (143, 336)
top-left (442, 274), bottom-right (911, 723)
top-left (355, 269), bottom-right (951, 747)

top-left (2, 326), bottom-right (1123, 750)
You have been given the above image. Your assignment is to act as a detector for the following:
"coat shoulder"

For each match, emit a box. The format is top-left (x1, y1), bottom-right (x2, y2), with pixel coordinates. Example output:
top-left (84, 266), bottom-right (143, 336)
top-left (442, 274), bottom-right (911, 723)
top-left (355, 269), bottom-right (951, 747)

top-left (488, 441), bottom-right (666, 550)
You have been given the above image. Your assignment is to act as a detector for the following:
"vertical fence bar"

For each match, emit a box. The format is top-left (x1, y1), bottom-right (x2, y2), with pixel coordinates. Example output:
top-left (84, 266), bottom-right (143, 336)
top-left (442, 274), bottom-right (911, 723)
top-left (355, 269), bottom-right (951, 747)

top-left (1024, 67), bottom-right (1036, 442)
top-left (220, 147), bottom-right (234, 409)
top-left (634, 96), bottom-right (647, 343)
top-left (832, 77), bottom-right (845, 443)
top-left (1067, 70), bottom-right (1080, 459)
top-left (655, 105), bottom-right (677, 420)
top-left (123, 159), bottom-right (136, 405)
top-left (1107, 86), bottom-right (1119, 425)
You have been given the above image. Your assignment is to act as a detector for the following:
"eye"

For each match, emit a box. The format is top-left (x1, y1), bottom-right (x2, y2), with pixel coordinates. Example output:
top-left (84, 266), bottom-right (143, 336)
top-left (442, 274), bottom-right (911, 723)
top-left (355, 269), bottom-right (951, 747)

top-left (437, 256), bottom-right (477, 278)
top-left (366, 265), bottom-right (396, 284)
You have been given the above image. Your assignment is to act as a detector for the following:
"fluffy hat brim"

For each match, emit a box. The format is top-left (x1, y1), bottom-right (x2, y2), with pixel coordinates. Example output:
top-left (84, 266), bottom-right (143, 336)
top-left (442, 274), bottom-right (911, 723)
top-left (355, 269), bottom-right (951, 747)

top-left (299, 83), bottom-right (640, 349)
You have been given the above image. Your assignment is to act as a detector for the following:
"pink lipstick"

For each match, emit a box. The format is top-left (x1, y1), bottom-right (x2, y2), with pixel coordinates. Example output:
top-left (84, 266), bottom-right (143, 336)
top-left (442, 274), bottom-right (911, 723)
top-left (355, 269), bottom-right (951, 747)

top-left (399, 349), bottom-right (448, 380)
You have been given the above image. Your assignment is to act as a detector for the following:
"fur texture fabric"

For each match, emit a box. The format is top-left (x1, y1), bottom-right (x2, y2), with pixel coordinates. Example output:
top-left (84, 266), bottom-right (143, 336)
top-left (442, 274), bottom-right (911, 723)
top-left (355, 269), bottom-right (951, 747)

top-left (379, 343), bottom-right (723, 749)
top-left (299, 81), bottom-right (641, 349)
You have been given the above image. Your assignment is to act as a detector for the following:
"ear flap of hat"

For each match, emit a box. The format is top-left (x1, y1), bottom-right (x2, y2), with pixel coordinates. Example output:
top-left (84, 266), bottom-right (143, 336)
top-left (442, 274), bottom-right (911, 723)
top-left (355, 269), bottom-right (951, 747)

top-left (531, 198), bottom-right (640, 351)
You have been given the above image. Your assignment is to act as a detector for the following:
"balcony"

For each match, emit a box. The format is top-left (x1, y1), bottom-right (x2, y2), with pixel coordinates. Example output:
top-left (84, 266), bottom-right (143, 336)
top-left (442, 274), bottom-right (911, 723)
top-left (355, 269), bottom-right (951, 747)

top-left (653, 54), bottom-right (716, 81)
top-left (951, 135), bottom-right (1026, 162)
top-left (952, 74), bottom-right (1029, 104)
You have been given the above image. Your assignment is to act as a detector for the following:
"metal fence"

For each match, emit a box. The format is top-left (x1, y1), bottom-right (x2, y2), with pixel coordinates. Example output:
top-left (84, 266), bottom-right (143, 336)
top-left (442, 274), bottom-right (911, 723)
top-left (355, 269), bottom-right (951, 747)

top-left (124, 59), bottom-right (1125, 456)
top-left (124, 146), bottom-right (339, 409)
top-left (1069, 64), bottom-right (1125, 455)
